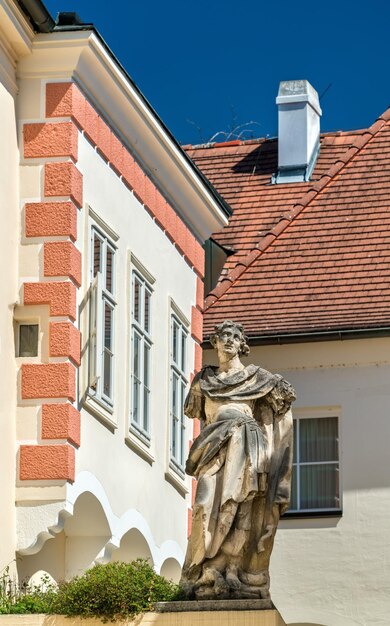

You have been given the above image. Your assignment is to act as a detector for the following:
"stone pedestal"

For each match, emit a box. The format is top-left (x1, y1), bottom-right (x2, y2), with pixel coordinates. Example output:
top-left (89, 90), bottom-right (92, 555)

top-left (145, 608), bottom-right (286, 625)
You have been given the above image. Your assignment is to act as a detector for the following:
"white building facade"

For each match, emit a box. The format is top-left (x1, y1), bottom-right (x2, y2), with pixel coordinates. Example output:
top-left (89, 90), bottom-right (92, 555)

top-left (0, 0), bottom-right (229, 585)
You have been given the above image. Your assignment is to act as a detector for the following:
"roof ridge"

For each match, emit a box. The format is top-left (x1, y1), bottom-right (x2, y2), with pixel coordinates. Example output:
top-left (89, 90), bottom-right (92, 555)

top-left (205, 107), bottom-right (390, 311)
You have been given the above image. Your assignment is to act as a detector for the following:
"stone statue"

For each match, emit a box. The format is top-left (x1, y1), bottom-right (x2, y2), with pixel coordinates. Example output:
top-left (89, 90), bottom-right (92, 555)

top-left (180, 320), bottom-right (296, 603)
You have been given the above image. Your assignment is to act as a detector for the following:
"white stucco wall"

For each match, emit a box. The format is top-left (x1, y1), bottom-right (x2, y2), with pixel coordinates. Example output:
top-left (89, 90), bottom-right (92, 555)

top-left (205, 337), bottom-right (390, 626)
top-left (74, 135), bottom-right (197, 561)
top-left (15, 88), bottom-right (199, 581)
top-left (0, 82), bottom-right (19, 577)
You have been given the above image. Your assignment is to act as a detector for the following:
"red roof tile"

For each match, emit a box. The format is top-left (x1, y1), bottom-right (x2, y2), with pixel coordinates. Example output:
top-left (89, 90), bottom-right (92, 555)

top-left (185, 114), bottom-right (390, 339)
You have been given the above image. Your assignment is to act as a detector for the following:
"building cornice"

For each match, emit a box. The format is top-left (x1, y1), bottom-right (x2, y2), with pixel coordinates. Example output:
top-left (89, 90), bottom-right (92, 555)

top-left (17, 29), bottom-right (229, 241)
top-left (0, 0), bottom-right (33, 93)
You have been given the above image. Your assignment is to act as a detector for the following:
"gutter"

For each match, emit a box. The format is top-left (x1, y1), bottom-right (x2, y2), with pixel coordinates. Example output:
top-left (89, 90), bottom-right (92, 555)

top-left (17, 0), bottom-right (54, 32)
top-left (202, 326), bottom-right (390, 348)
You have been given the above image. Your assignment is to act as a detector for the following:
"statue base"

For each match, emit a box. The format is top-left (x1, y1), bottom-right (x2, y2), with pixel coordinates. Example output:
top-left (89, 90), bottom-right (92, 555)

top-left (155, 599), bottom-right (273, 612)
top-left (148, 605), bottom-right (286, 625)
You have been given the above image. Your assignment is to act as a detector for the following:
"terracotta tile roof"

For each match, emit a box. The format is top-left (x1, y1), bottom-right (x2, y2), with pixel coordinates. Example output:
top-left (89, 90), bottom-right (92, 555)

top-left (185, 109), bottom-right (390, 339)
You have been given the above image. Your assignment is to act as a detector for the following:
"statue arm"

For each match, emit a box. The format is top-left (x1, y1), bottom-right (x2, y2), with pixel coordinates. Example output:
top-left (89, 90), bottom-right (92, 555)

top-left (265, 376), bottom-right (296, 419)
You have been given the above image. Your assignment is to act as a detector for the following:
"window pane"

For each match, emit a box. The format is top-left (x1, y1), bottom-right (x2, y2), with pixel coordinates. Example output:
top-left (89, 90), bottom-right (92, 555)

top-left (180, 380), bottom-right (186, 465)
top-left (144, 289), bottom-right (151, 333)
top-left (293, 418), bottom-right (297, 460)
top-left (300, 417), bottom-right (338, 463)
top-left (19, 324), bottom-right (38, 357)
top-left (133, 332), bottom-right (140, 378)
top-left (93, 234), bottom-right (102, 277)
top-left (291, 465), bottom-right (298, 510)
top-left (106, 246), bottom-right (114, 293)
top-left (133, 380), bottom-right (140, 424)
top-left (172, 321), bottom-right (179, 365)
top-left (181, 330), bottom-right (186, 372)
top-left (300, 463), bottom-right (339, 510)
top-left (172, 372), bottom-right (179, 417)
top-left (144, 343), bottom-right (150, 388)
top-left (133, 277), bottom-right (141, 323)
top-left (143, 388), bottom-right (149, 432)
top-left (104, 303), bottom-right (112, 350)
top-left (103, 350), bottom-right (112, 399)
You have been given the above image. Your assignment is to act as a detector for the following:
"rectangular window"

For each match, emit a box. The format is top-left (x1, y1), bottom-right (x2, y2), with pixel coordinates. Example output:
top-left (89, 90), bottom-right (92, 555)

top-left (17, 324), bottom-right (39, 357)
top-left (130, 271), bottom-right (152, 437)
top-left (89, 227), bottom-right (116, 406)
top-left (170, 314), bottom-right (188, 470)
top-left (290, 416), bottom-right (340, 513)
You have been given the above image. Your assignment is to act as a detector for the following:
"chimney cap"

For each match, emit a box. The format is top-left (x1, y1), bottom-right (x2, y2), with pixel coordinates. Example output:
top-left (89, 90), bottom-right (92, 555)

top-left (276, 80), bottom-right (322, 116)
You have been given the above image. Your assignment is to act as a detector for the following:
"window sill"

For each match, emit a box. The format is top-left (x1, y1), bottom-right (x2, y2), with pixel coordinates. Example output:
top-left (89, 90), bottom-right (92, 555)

top-left (282, 509), bottom-right (343, 519)
top-left (165, 465), bottom-right (188, 497)
top-left (125, 431), bottom-right (154, 465)
top-left (84, 395), bottom-right (117, 430)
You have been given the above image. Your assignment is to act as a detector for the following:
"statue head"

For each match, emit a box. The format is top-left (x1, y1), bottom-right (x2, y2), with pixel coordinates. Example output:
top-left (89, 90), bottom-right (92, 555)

top-left (210, 320), bottom-right (250, 357)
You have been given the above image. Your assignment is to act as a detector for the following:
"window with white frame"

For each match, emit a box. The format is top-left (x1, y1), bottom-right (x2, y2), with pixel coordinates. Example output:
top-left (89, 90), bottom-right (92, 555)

top-left (89, 227), bottom-right (116, 406)
top-left (130, 271), bottom-right (152, 437)
top-left (170, 314), bottom-right (188, 470)
top-left (290, 416), bottom-right (340, 513)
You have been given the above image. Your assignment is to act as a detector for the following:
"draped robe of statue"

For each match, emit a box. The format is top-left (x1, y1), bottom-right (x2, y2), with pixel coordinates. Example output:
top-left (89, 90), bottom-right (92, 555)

top-left (180, 364), bottom-right (296, 601)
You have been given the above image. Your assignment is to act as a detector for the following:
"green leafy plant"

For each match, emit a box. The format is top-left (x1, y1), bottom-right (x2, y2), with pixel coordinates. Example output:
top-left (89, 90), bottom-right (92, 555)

top-left (0, 566), bottom-right (56, 614)
top-left (0, 560), bottom-right (182, 619)
top-left (52, 560), bottom-right (182, 621)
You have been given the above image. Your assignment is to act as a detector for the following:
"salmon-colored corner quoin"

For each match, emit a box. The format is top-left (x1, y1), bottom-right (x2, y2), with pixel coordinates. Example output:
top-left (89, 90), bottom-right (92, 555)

top-left (41, 403), bottom-right (80, 447)
top-left (19, 444), bottom-right (75, 482)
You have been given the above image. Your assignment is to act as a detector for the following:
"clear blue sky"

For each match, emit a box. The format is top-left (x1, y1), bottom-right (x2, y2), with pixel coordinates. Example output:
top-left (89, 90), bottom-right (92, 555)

top-left (44, 0), bottom-right (390, 146)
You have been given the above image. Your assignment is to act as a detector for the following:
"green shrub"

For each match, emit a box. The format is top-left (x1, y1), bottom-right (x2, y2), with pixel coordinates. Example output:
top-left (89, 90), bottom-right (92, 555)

top-left (0, 566), bottom-right (56, 615)
top-left (51, 560), bottom-right (182, 621)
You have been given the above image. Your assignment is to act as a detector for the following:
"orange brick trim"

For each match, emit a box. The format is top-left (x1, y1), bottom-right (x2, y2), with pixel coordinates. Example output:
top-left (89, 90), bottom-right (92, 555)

top-left (25, 201), bottom-right (78, 240)
top-left (191, 478), bottom-right (197, 507)
top-left (44, 241), bottom-right (81, 286)
top-left (21, 363), bottom-right (76, 401)
top-left (194, 342), bottom-right (202, 374)
top-left (45, 81), bottom-right (205, 277)
top-left (23, 122), bottom-right (78, 161)
top-left (20, 443), bottom-right (75, 481)
top-left (45, 162), bottom-right (83, 209)
top-left (49, 322), bottom-right (81, 365)
top-left (187, 507), bottom-right (193, 538)
top-left (196, 277), bottom-right (204, 311)
top-left (192, 418), bottom-right (201, 439)
top-left (46, 82), bottom-right (85, 123)
top-left (41, 403), bottom-right (80, 446)
top-left (191, 305), bottom-right (203, 344)
top-left (24, 281), bottom-right (76, 319)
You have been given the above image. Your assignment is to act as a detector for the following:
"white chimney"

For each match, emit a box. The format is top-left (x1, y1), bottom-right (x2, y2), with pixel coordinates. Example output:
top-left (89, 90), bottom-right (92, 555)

top-left (275, 79), bottom-right (322, 183)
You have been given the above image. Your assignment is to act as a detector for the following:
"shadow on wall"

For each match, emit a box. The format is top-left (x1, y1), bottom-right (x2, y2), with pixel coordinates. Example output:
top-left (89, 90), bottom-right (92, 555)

top-left (160, 558), bottom-right (182, 583)
top-left (17, 491), bottom-right (182, 584)
top-left (112, 528), bottom-right (153, 564)
top-left (18, 492), bottom-right (111, 582)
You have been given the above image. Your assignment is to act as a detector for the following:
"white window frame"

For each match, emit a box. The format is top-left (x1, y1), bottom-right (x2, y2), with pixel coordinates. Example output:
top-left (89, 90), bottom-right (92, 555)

top-left (130, 268), bottom-right (153, 440)
top-left (88, 225), bottom-right (117, 409)
top-left (169, 312), bottom-right (188, 472)
top-left (289, 412), bottom-right (341, 514)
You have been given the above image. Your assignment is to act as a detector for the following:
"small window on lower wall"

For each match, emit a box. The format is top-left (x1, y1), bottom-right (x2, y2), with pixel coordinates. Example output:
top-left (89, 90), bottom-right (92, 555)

top-left (286, 415), bottom-right (341, 516)
top-left (17, 324), bottom-right (39, 357)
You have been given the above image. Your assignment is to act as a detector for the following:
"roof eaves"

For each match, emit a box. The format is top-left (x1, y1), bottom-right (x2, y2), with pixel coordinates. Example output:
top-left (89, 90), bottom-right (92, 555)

top-left (53, 24), bottom-right (232, 219)
top-left (203, 326), bottom-right (390, 347)
top-left (204, 108), bottom-right (390, 311)
top-left (18, 2), bottom-right (232, 220)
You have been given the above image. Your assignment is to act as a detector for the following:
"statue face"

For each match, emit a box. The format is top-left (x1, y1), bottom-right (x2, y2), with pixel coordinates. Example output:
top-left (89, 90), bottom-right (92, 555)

top-left (214, 326), bottom-right (242, 359)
